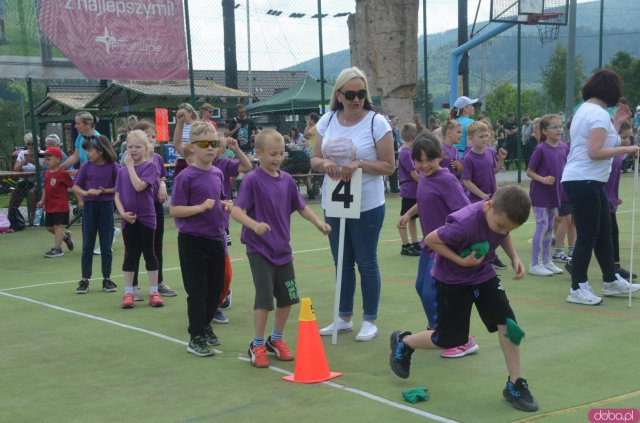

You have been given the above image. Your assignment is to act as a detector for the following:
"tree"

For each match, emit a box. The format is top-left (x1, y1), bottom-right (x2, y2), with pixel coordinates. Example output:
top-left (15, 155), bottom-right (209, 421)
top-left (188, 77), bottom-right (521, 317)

top-left (541, 42), bottom-right (585, 111)
top-left (609, 51), bottom-right (640, 106)
top-left (413, 78), bottom-right (433, 115)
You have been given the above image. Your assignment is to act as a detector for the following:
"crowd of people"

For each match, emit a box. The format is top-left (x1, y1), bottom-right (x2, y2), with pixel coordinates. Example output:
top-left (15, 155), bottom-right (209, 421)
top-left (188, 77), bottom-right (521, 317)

top-left (5, 65), bottom-right (640, 414)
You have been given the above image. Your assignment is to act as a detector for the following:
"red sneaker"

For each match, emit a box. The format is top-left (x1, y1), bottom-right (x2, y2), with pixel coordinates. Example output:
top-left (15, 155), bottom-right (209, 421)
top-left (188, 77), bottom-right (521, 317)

top-left (266, 336), bottom-right (294, 361)
top-left (148, 292), bottom-right (164, 308)
top-left (121, 293), bottom-right (135, 309)
top-left (248, 343), bottom-right (270, 368)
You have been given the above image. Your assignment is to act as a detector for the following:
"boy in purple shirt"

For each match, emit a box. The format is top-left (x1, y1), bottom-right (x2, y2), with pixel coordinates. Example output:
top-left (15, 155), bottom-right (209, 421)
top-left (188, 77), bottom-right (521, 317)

top-left (462, 121), bottom-right (505, 202)
top-left (231, 129), bottom-right (331, 368)
top-left (526, 114), bottom-right (567, 276)
top-left (397, 120), bottom-right (421, 256)
top-left (390, 186), bottom-right (539, 412)
top-left (170, 121), bottom-right (231, 357)
top-left (115, 130), bottom-right (162, 309)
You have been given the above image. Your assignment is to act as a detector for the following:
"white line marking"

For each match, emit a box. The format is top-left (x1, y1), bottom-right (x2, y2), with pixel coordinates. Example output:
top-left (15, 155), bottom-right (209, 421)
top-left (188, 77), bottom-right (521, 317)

top-left (1, 290), bottom-right (457, 422)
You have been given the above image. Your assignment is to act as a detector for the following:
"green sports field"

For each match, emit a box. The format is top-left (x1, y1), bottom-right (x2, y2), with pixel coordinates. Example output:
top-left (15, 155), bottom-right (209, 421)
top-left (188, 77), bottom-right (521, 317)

top-left (1, 177), bottom-right (639, 423)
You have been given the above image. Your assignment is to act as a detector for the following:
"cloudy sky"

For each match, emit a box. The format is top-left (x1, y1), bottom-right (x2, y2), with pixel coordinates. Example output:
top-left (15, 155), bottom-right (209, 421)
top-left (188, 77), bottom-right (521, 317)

top-left (186, 0), bottom-right (591, 71)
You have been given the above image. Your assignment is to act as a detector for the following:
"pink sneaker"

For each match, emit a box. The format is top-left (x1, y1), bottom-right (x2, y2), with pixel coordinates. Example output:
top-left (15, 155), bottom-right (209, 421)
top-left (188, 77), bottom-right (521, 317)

top-left (441, 337), bottom-right (479, 358)
top-left (148, 292), bottom-right (164, 308)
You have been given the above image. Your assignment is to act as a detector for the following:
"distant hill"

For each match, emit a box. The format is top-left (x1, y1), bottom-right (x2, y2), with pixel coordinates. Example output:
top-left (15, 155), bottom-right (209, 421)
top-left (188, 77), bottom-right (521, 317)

top-left (282, 0), bottom-right (640, 107)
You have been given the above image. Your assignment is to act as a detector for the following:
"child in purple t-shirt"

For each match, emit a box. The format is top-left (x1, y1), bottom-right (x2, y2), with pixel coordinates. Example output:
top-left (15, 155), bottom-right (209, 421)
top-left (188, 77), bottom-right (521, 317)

top-left (231, 129), bottom-right (331, 369)
top-left (115, 130), bottom-right (161, 309)
top-left (396, 118), bottom-right (422, 256)
top-left (440, 119), bottom-right (463, 178)
top-left (397, 132), bottom-right (478, 358)
top-left (390, 186), bottom-right (539, 412)
top-left (526, 114), bottom-right (567, 277)
top-left (461, 121), bottom-right (506, 203)
top-left (170, 121), bottom-right (232, 357)
top-left (72, 135), bottom-right (119, 294)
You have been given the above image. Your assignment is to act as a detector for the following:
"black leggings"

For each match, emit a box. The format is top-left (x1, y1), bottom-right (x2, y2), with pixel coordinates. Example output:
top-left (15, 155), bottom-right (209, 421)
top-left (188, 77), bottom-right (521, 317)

top-left (611, 213), bottom-right (620, 264)
top-left (133, 202), bottom-right (164, 285)
top-left (122, 221), bottom-right (158, 272)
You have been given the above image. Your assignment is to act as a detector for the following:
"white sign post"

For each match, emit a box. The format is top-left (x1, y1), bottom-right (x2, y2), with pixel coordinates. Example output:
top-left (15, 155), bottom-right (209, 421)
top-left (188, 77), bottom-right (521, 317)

top-left (325, 169), bottom-right (362, 344)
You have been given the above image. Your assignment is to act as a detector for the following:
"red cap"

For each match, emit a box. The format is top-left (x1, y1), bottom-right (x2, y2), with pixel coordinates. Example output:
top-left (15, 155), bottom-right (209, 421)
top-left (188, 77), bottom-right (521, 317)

top-left (44, 146), bottom-right (63, 159)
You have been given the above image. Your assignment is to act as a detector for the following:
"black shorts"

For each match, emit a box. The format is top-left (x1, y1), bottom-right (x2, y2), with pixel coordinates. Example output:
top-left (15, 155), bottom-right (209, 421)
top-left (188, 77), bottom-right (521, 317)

top-left (558, 202), bottom-right (572, 217)
top-left (247, 252), bottom-right (299, 310)
top-left (430, 277), bottom-right (516, 349)
top-left (400, 197), bottom-right (418, 219)
top-left (44, 211), bottom-right (69, 227)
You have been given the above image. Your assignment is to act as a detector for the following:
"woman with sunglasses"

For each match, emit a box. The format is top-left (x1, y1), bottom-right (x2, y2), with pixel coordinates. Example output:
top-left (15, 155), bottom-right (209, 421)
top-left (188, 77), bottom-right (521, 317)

top-left (561, 68), bottom-right (640, 306)
top-left (172, 102), bottom-right (198, 179)
top-left (311, 66), bottom-right (395, 342)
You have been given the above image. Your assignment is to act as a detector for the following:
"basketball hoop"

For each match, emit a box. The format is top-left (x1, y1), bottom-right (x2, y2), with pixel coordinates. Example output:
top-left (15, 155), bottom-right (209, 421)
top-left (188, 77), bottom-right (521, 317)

top-left (537, 24), bottom-right (560, 45)
top-left (527, 13), bottom-right (563, 45)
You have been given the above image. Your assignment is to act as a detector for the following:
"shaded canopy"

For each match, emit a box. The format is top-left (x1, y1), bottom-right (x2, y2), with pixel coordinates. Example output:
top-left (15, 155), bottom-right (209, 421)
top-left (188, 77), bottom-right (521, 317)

top-left (245, 74), bottom-right (333, 115)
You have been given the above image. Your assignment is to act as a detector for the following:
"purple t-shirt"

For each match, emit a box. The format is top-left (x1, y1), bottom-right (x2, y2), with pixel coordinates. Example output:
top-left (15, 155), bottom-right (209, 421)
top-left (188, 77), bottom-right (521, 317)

top-left (151, 153), bottom-right (167, 203)
top-left (213, 157), bottom-right (241, 199)
top-left (462, 148), bottom-right (497, 202)
top-left (417, 169), bottom-right (470, 256)
top-left (605, 154), bottom-right (624, 213)
top-left (398, 146), bottom-right (417, 199)
top-left (441, 143), bottom-right (459, 177)
top-left (528, 142), bottom-right (568, 208)
top-left (432, 201), bottom-right (507, 285)
top-left (170, 165), bottom-right (226, 241)
top-left (115, 161), bottom-right (158, 229)
top-left (74, 161), bottom-right (119, 202)
top-left (235, 167), bottom-right (306, 266)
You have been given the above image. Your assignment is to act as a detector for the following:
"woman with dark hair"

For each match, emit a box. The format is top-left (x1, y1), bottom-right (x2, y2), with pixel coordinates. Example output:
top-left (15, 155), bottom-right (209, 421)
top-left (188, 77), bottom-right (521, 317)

top-left (310, 66), bottom-right (395, 341)
top-left (561, 68), bottom-right (640, 305)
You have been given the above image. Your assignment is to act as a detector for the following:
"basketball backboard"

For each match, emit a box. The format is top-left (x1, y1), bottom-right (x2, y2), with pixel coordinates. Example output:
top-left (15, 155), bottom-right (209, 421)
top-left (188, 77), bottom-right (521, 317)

top-left (490, 0), bottom-right (568, 26)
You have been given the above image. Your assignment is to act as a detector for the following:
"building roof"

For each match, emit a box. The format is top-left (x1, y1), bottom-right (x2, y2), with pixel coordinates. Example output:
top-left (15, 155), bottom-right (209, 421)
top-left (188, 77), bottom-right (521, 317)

top-left (193, 70), bottom-right (308, 101)
top-left (34, 85), bottom-right (102, 123)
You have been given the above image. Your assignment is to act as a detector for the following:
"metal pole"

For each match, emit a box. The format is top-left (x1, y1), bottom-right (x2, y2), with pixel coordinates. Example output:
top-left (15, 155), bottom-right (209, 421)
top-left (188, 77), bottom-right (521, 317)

top-left (317, 0), bottom-right (326, 113)
top-left (516, 25), bottom-right (522, 183)
top-left (27, 78), bottom-right (41, 199)
top-left (598, 0), bottom-right (604, 68)
top-left (422, 0), bottom-right (428, 122)
top-left (565, 0), bottom-right (577, 117)
top-left (458, 0), bottom-right (469, 96)
top-left (246, 0), bottom-right (252, 104)
top-left (183, 0), bottom-right (196, 104)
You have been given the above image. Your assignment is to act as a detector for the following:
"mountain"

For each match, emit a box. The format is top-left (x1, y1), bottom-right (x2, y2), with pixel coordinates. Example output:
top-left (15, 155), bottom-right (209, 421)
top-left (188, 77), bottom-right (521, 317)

top-left (282, 0), bottom-right (640, 107)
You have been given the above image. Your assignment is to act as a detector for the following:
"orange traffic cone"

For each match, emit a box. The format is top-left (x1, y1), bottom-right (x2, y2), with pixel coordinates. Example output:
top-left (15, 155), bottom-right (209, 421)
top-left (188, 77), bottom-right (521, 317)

top-left (283, 297), bottom-right (342, 383)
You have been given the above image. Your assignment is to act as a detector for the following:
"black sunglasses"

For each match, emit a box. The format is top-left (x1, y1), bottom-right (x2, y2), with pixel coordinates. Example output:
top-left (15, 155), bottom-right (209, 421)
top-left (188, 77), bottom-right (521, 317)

top-left (191, 140), bottom-right (221, 149)
top-left (339, 89), bottom-right (367, 101)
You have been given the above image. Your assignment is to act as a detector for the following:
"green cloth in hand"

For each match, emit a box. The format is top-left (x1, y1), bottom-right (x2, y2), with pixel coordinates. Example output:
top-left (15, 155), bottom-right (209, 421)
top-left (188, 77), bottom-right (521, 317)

top-left (460, 241), bottom-right (490, 259)
top-left (402, 387), bottom-right (429, 404)
top-left (503, 317), bottom-right (525, 345)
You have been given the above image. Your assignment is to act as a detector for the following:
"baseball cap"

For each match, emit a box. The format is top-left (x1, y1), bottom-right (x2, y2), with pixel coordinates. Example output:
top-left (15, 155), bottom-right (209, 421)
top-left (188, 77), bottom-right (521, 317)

top-left (453, 96), bottom-right (479, 115)
top-left (636, 105), bottom-right (640, 112)
top-left (44, 146), bottom-right (63, 159)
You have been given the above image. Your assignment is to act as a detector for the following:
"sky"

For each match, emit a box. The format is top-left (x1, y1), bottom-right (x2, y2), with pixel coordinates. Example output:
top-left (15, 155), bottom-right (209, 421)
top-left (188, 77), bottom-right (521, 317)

top-left (186, 0), bottom-right (592, 71)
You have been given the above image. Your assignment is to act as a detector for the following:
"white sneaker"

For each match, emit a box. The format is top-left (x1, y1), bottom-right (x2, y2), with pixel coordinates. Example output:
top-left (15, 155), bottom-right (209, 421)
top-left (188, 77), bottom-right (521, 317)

top-left (566, 282), bottom-right (603, 305)
top-left (355, 321), bottom-right (378, 342)
top-left (319, 318), bottom-right (353, 336)
top-left (93, 246), bottom-right (114, 255)
top-left (602, 274), bottom-right (640, 296)
top-left (543, 261), bottom-right (564, 274)
top-left (529, 263), bottom-right (553, 276)
top-left (112, 226), bottom-right (121, 247)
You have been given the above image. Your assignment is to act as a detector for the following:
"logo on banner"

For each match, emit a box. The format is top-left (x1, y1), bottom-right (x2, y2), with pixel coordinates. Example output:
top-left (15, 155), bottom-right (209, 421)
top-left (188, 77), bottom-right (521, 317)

top-left (38, 0), bottom-right (188, 80)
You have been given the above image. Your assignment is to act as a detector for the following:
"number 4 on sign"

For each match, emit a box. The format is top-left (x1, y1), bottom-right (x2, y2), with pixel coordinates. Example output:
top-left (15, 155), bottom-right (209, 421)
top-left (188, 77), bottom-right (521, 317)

top-left (325, 169), bottom-right (362, 219)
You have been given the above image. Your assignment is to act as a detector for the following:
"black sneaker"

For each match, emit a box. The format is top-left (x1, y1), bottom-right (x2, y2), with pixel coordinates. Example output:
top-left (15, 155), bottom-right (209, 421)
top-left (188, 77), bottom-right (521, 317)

top-left (412, 242), bottom-right (421, 253)
top-left (492, 256), bottom-right (508, 270)
top-left (102, 278), bottom-right (118, 293)
top-left (503, 377), bottom-right (539, 412)
top-left (616, 265), bottom-right (637, 281)
top-left (186, 336), bottom-right (215, 357)
top-left (389, 330), bottom-right (414, 379)
top-left (221, 289), bottom-right (232, 310)
top-left (401, 245), bottom-right (420, 257)
top-left (565, 258), bottom-right (573, 275)
top-left (63, 231), bottom-right (74, 251)
top-left (76, 279), bottom-right (89, 294)
top-left (204, 326), bottom-right (220, 347)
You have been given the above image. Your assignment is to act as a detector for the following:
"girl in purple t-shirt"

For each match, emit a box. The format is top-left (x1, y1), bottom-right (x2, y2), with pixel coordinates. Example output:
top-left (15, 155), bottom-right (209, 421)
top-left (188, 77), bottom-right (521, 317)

top-left (526, 114), bottom-right (567, 277)
top-left (440, 119), bottom-right (463, 178)
top-left (396, 118), bottom-right (423, 256)
top-left (71, 135), bottom-right (120, 294)
top-left (115, 130), bottom-right (161, 309)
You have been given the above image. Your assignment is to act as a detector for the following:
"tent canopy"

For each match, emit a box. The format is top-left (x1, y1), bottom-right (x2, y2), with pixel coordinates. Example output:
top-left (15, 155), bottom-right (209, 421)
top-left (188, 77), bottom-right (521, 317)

top-left (245, 74), bottom-right (333, 115)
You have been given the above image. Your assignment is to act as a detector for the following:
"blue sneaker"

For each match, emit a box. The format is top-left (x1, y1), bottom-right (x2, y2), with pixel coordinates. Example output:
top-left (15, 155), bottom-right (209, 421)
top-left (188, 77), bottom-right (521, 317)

top-left (389, 330), bottom-right (413, 378)
top-left (212, 308), bottom-right (229, 324)
top-left (503, 378), bottom-right (539, 412)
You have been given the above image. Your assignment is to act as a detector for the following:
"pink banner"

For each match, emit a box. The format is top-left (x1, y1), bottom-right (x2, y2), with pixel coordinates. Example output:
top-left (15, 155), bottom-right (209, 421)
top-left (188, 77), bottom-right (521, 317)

top-left (38, 0), bottom-right (188, 80)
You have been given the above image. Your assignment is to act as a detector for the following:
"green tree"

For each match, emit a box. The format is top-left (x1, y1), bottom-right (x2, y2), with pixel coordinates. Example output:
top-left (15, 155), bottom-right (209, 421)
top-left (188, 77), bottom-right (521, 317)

top-left (485, 83), bottom-right (516, 123)
top-left (541, 42), bottom-right (585, 111)
top-left (413, 78), bottom-right (433, 115)
top-left (608, 51), bottom-right (640, 106)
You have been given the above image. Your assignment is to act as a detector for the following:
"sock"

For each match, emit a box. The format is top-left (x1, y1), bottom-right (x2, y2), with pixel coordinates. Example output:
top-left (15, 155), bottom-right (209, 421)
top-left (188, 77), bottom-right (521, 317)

top-left (150, 285), bottom-right (158, 295)
top-left (253, 336), bottom-right (265, 347)
top-left (125, 286), bottom-right (134, 294)
top-left (568, 246), bottom-right (574, 255)
top-left (554, 248), bottom-right (563, 254)
top-left (271, 329), bottom-right (283, 342)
